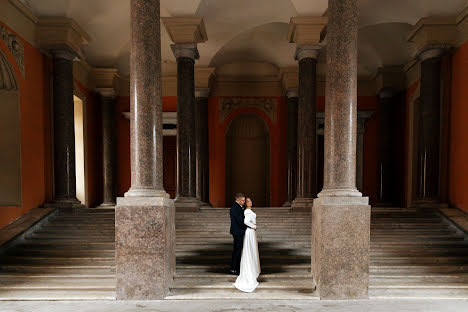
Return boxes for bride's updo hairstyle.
[245,197,253,208]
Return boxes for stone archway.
[226,114,270,206]
[0,49,21,205]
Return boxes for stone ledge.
[0,207,55,247]
[439,206,468,235]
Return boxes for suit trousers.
[231,234,244,272]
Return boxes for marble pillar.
[173,44,200,211]
[284,89,298,207]
[195,88,211,207]
[46,49,83,208]
[313,0,370,299]
[291,47,319,211]
[115,0,175,300]
[415,48,444,204]
[98,89,117,207]
[377,88,396,205]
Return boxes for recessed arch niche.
[0,49,21,205]
[226,114,270,207]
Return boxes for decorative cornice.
[0,24,24,77]
[161,17,208,44]
[8,0,38,24]
[0,49,18,90]
[280,67,298,92]
[407,17,458,56]
[195,67,215,89]
[288,16,328,45]
[219,97,277,123]
[90,68,118,91]
[36,17,90,59]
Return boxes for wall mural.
[0,24,25,78]
[219,97,277,123]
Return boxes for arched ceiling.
[20,0,467,77]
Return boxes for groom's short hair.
[235,193,245,200]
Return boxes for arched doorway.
[226,114,270,206]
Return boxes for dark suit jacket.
[230,202,247,236]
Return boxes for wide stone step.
[0,265,115,274]
[369,287,468,299]
[175,267,311,277]
[6,248,115,257]
[171,277,314,289]
[14,242,115,249]
[371,256,468,265]
[25,235,115,241]
[165,288,318,300]
[0,257,115,265]
[0,276,116,289]
[370,275,468,286]
[0,289,116,300]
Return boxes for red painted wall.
[0,22,52,229]
[449,40,468,212]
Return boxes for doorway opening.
[73,95,87,206]
[226,114,270,207]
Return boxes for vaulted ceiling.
[20,0,468,77]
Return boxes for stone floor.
[1,300,468,312]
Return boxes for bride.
[233,197,261,292]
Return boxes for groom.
[230,193,246,275]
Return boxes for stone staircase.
[0,206,467,300]
[0,208,116,300]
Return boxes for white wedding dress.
[233,209,261,292]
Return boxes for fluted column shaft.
[100,92,117,206]
[126,0,165,197]
[51,49,80,204]
[417,52,442,201]
[195,88,211,206]
[285,90,298,205]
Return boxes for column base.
[98,202,116,208]
[200,201,212,209]
[312,196,370,299]
[115,196,175,300]
[412,199,448,209]
[43,198,85,209]
[282,201,292,207]
[174,197,201,212]
[291,198,314,212]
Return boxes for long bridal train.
[233,208,261,292]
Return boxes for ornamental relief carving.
[0,24,25,77]
[220,98,277,123]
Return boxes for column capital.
[171,43,199,60]
[417,44,451,61]
[288,16,328,45]
[378,87,395,99]
[375,66,405,93]
[295,45,322,61]
[96,88,118,99]
[37,17,90,59]
[195,87,210,98]
[162,17,208,44]
[285,88,298,98]
[50,48,76,61]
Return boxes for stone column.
[173,44,200,211]
[415,48,444,203]
[195,87,211,207]
[48,49,82,208]
[284,89,298,207]
[115,0,174,300]
[377,88,396,205]
[97,89,117,207]
[312,0,370,299]
[291,47,320,211]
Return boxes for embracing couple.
[229,193,261,293]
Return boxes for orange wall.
[0,22,52,229]
[449,40,468,212]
